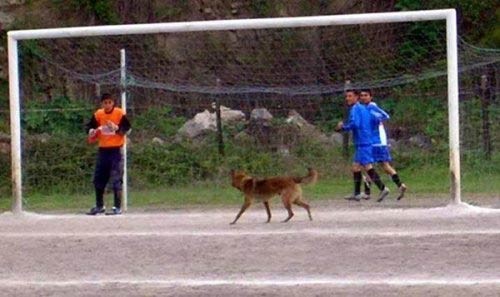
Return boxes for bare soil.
[0,197,499,297]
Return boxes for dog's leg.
[294,199,313,221]
[263,201,272,223]
[230,199,251,225]
[281,193,294,222]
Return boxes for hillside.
[0,0,498,199]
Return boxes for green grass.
[1,165,498,213]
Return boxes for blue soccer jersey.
[366,102,390,146]
[342,102,372,146]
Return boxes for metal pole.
[480,74,491,160]
[446,10,461,204]
[120,49,128,212]
[7,34,22,214]
[342,80,351,159]
[215,78,224,156]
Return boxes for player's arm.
[116,115,131,135]
[369,102,390,121]
[85,115,99,134]
[341,107,359,131]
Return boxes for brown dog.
[230,168,318,224]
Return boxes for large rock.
[0,0,27,6]
[285,110,329,144]
[219,105,246,123]
[177,106,245,139]
[250,108,273,122]
[177,110,215,139]
[286,110,314,129]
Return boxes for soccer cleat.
[106,207,122,216]
[376,187,390,202]
[360,193,371,200]
[86,206,105,215]
[396,184,407,201]
[344,194,362,202]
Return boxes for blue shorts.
[372,145,392,163]
[354,145,374,166]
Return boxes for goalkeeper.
[86,93,131,215]
[359,89,407,201]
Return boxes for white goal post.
[7,9,461,214]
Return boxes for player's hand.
[106,121,119,132]
[88,128,97,137]
[334,121,343,132]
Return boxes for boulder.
[177,106,245,139]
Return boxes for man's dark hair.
[360,88,372,96]
[345,89,360,95]
[100,93,113,101]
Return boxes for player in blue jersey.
[335,89,389,202]
[359,89,407,201]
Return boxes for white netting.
[10,21,500,209]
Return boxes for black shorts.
[93,147,123,191]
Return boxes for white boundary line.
[1,229,499,238]
[0,278,499,287]
[2,203,499,220]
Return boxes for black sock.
[367,168,385,191]
[353,171,362,195]
[95,188,105,208]
[114,191,122,209]
[391,174,402,187]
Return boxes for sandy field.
[0,197,499,297]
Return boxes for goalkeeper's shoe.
[106,207,122,216]
[396,184,407,201]
[86,206,105,215]
[376,187,390,202]
[344,194,362,202]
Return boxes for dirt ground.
[0,197,499,297]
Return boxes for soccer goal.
[7,9,467,213]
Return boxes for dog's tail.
[293,168,318,185]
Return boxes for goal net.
[5,10,499,213]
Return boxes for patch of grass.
[2,165,499,213]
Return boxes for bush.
[22,95,93,135]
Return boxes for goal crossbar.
[7,9,460,213]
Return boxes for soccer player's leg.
[360,146,389,202]
[377,146,407,200]
[88,151,110,215]
[345,162,363,201]
[107,149,124,215]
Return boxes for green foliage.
[250,0,277,17]
[395,0,498,44]
[52,0,119,24]
[155,0,189,20]
[224,142,287,176]
[315,94,345,133]
[22,96,93,135]
[0,152,10,195]
[133,106,186,137]
[480,7,500,47]
[130,142,204,187]
[23,135,95,194]
[397,22,444,71]
[384,83,448,144]
[19,39,44,57]
[19,40,47,80]
[0,80,8,133]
